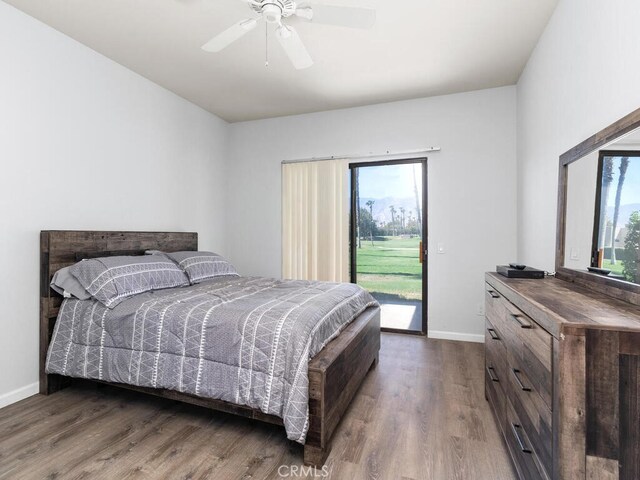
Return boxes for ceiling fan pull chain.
[265,22,269,67]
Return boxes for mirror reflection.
[564,129,640,284]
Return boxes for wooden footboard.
[304,306,381,466]
[39,230,381,468]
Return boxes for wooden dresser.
[484,272,640,480]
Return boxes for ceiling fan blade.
[201,18,258,52]
[276,25,314,70]
[295,4,376,29]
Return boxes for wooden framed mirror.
[556,107,640,306]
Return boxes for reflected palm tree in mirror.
[598,157,614,258]
[611,157,629,265]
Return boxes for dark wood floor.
[0,334,515,479]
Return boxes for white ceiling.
[5,0,558,122]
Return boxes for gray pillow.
[69,254,190,308]
[50,266,91,300]
[162,251,239,284]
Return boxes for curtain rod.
[281,147,441,165]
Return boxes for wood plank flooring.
[0,334,516,479]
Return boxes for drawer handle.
[511,368,531,391]
[511,423,532,454]
[487,290,500,299]
[488,328,500,340]
[510,313,532,329]
[486,366,499,382]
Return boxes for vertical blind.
[282,159,350,282]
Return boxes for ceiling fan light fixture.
[262,4,283,24]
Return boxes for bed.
[39,230,380,466]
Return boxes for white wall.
[227,87,518,342]
[517,0,640,269]
[0,2,229,407]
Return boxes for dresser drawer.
[485,283,553,410]
[485,285,505,327]
[485,285,519,347]
[505,398,549,480]
[506,356,552,475]
[485,332,506,431]
[485,317,507,383]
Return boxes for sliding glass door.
[350,159,427,334]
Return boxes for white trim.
[428,330,484,343]
[0,382,39,409]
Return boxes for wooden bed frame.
[39,230,380,466]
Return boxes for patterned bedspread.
[46,276,378,443]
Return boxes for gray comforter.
[46,276,377,443]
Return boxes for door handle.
[419,241,423,264]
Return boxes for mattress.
[46,275,377,443]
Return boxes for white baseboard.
[0,382,39,410]
[428,330,484,343]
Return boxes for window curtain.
[282,159,350,282]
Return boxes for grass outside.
[355,236,422,301]
[602,258,625,275]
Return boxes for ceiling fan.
[201,0,376,70]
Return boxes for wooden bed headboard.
[40,230,198,394]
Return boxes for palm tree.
[611,157,630,264]
[389,205,397,236]
[399,207,406,233]
[355,169,362,249]
[597,157,614,264]
[365,200,375,246]
[412,164,422,226]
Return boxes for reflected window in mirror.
[592,151,640,282]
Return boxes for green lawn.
[355,236,422,300]
[602,258,625,275]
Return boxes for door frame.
[349,158,428,335]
